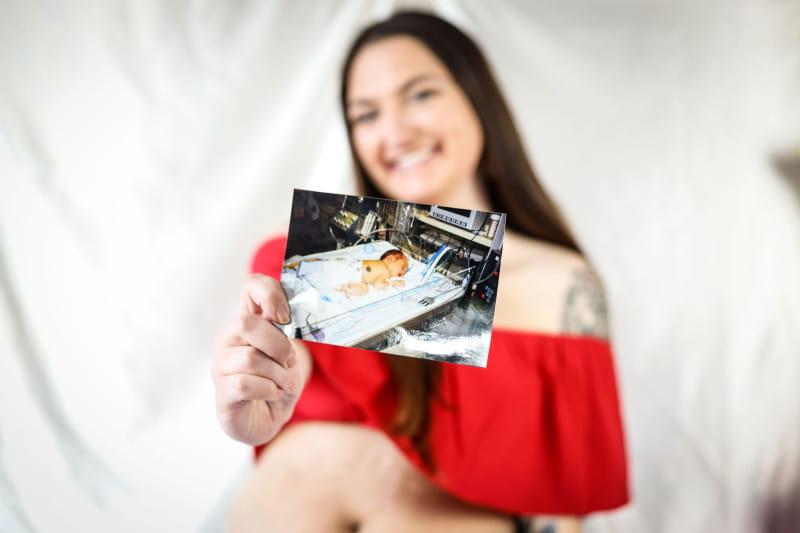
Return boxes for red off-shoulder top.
[249,235,629,516]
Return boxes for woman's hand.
[211,274,311,446]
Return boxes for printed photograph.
[278,188,506,367]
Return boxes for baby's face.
[386,255,409,277]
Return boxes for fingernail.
[279,305,291,324]
[286,352,296,368]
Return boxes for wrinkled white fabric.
[0,0,798,532]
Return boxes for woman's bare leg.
[228,423,358,533]
[228,422,581,533]
[345,425,514,533]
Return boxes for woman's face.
[345,36,484,204]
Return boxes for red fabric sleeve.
[249,235,287,281]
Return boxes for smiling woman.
[344,41,485,207]
[214,10,629,533]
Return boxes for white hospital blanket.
[280,241,459,345]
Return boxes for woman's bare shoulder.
[497,233,610,339]
[553,252,610,340]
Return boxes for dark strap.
[512,515,532,533]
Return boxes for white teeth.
[394,147,435,169]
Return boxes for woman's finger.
[214,319,248,351]
[239,274,291,324]
[237,313,296,368]
[215,345,293,392]
[219,373,283,404]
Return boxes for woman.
[211,11,628,533]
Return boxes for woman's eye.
[410,89,436,102]
[351,111,377,125]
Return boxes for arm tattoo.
[560,267,610,339]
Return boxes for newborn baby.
[335,249,409,297]
[285,248,410,298]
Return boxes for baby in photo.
[336,248,410,296]
[285,248,410,298]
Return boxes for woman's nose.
[381,108,415,150]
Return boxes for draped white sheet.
[1,1,798,532]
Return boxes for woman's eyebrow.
[346,98,374,110]
[398,73,440,93]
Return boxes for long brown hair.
[340,11,583,468]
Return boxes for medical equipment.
[421,244,454,283]
[430,205,487,231]
[283,193,505,365]
[487,213,500,238]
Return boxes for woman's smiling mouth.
[387,143,441,172]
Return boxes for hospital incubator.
[282,190,505,366]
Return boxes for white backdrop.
[1,1,799,532]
